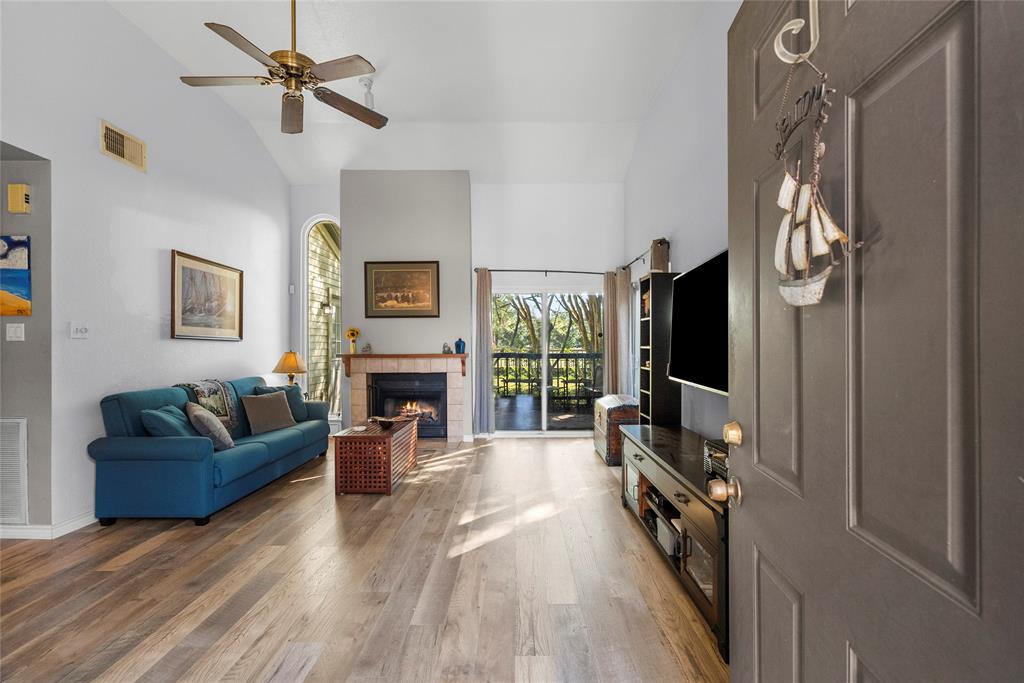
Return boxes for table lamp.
[273,351,307,385]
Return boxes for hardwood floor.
[0,438,728,682]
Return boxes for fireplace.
[368,373,447,438]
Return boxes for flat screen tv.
[668,250,728,395]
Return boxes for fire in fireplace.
[395,400,440,422]
[369,373,447,438]
[383,397,442,427]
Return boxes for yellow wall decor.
[6,183,31,214]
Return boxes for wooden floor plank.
[0,438,727,682]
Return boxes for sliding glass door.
[492,290,603,432]
[492,293,543,430]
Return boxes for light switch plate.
[5,323,25,341]
[70,321,89,339]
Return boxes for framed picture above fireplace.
[364,260,440,318]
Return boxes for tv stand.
[620,423,728,662]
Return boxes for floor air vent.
[0,418,28,525]
[100,121,147,172]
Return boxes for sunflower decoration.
[345,327,361,354]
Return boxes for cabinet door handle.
[684,534,693,559]
[673,491,690,505]
[634,453,644,462]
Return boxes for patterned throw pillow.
[253,384,308,421]
[185,402,235,451]
[240,391,297,435]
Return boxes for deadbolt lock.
[722,420,743,446]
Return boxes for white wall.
[624,1,740,277]
[1,1,291,531]
[472,183,624,291]
[623,1,740,439]
[339,171,473,438]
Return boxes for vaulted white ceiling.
[113,1,702,184]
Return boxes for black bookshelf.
[638,272,681,426]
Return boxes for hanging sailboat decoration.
[771,49,856,306]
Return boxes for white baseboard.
[1,511,96,540]
[0,524,54,540]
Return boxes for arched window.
[304,219,341,413]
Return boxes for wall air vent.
[0,418,28,525]
[100,121,147,172]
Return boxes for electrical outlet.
[5,323,25,341]
[70,322,89,339]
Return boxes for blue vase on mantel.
[454,338,466,354]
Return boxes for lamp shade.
[273,351,307,375]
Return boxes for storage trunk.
[593,394,639,465]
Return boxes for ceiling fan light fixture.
[281,91,304,134]
[181,0,386,134]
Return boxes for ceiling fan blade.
[205,23,279,68]
[180,76,273,87]
[313,87,388,129]
[282,94,304,134]
[309,55,375,83]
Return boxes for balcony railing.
[493,351,603,410]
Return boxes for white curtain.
[473,268,494,434]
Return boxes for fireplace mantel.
[338,353,467,377]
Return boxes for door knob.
[707,476,742,507]
[722,420,743,446]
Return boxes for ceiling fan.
[180,0,388,133]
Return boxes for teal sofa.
[87,376,330,525]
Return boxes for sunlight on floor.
[447,501,560,558]
[289,474,326,483]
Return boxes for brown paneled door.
[727,1,1023,680]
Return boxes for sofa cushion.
[213,442,270,487]
[186,403,235,451]
[241,392,297,435]
[254,385,309,421]
[289,419,331,448]
[140,405,199,438]
[235,428,305,458]
[100,387,192,437]
[227,376,267,438]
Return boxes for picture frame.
[171,250,243,340]
[0,235,32,316]
[364,260,440,318]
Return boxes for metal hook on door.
[774,0,821,69]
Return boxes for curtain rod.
[620,237,668,271]
[474,268,604,276]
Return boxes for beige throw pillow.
[185,402,235,451]
[241,391,297,435]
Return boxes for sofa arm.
[88,436,213,462]
[304,401,329,421]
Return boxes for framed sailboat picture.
[171,250,243,341]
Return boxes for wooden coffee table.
[334,419,417,495]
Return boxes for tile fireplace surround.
[344,354,466,441]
